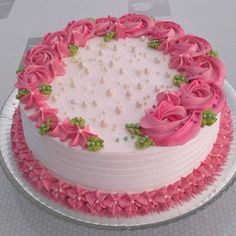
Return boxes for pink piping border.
[11,104,233,217]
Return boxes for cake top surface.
[15,14,226,153]
[46,37,177,152]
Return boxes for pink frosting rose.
[24,45,65,76]
[42,30,69,59]
[139,92,202,146]
[169,34,212,57]
[95,16,118,36]
[66,19,95,47]
[148,21,184,52]
[117,14,155,38]
[168,35,212,69]
[179,80,225,113]
[178,55,226,87]
[15,65,53,90]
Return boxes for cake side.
[20,105,220,192]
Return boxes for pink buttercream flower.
[118,194,140,216]
[148,21,184,53]
[179,80,225,113]
[169,34,212,57]
[48,118,75,141]
[66,19,95,47]
[28,104,58,128]
[50,118,97,149]
[148,21,184,41]
[102,194,123,216]
[20,159,40,179]
[139,91,202,146]
[67,123,97,149]
[117,14,155,38]
[16,65,53,90]
[42,30,69,59]
[168,35,212,69]
[20,88,48,109]
[67,187,87,210]
[24,45,65,76]
[178,55,226,87]
[50,180,71,203]
[95,16,118,36]
[28,168,56,193]
[84,191,106,214]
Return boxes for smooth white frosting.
[20,37,221,193]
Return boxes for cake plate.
[0,81,236,230]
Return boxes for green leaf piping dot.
[16,89,29,99]
[16,67,24,74]
[104,32,116,42]
[201,110,217,127]
[135,136,155,149]
[125,123,142,136]
[207,50,219,58]
[125,123,154,149]
[70,117,86,128]
[39,122,50,135]
[147,39,161,49]
[68,44,79,57]
[172,74,187,87]
[86,136,104,152]
[39,84,52,95]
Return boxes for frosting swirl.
[148,21,184,40]
[117,14,154,38]
[148,21,184,53]
[180,80,225,113]
[42,30,69,59]
[24,45,64,76]
[139,92,202,146]
[179,55,226,86]
[95,16,118,36]
[169,34,212,56]
[16,65,52,90]
[66,19,95,47]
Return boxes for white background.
[0,0,236,235]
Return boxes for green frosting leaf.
[172,74,187,87]
[202,110,217,127]
[104,32,116,42]
[135,136,155,149]
[201,110,217,127]
[86,136,104,152]
[16,67,24,74]
[39,122,50,135]
[125,123,142,136]
[70,117,86,128]
[39,84,52,95]
[16,89,29,99]
[147,39,161,49]
[68,44,79,56]
[207,50,219,58]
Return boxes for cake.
[11,14,233,218]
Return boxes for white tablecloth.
[1,1,236,235]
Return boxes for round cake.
[12,14,233,218]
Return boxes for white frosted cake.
[12,14,232,217]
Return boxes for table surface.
[0,0,236,235]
